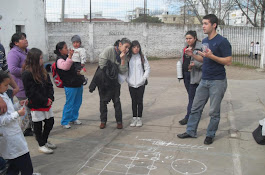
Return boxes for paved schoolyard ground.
[25,59,265,175]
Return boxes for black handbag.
[252,125,265,145]
[145,79,148,85]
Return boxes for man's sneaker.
[130,117,137,127]
[117,123,123,129]
[46,141,57,149]
[99,122,106,129]
[38,146,53,154]
[33,173,41,175]
[72,120,82,125]
[204,137,213,145]
[62,124,71,129]
[136,117,143,127]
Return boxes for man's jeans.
[186,79,227,138]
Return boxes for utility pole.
[184,0,186,24]
[144,0,147,22]
[90,0,92,22]
[61,0,65,22]
[219,0,221,21]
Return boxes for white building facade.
[0,0,48,61]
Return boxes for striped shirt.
[0,44,9,73]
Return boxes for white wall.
[0,0,48,61]
[47,22,263,63]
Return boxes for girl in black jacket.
[22,48,56,154]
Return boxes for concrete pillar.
[260,27,265,69]
[88,23,94,62]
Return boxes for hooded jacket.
[22,71,54,110]
[126,54,150,88]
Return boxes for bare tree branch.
[234,0,258,26]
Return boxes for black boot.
[179,118,188,125]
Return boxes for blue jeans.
[185,84,199,119]
[186,79,227,138]
[61,86,83,125]
[183,72,199,119]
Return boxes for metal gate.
[222,26,263,68]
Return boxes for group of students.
[0,30,150,174]
[0,13,232,174]
[249,41,260,59]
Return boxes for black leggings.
[7,152,33,175]
[129,85,145,117]
[33,117,54,147]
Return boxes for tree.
[234,0,265,27]
[131,15,163,23]
[166,0,236,25]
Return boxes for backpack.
[252,125,265,145]
[52,62,64,88]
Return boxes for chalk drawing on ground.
[139,139,214,150]
[77,139,210,175]
[171,159,207,175]
[78,147,161,175]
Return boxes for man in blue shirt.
[177,14,232,144]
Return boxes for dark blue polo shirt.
[202,34,232,80]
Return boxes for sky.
[45,0,177,22]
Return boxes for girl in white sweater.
[127,40,150,127]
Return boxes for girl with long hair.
[22,48,56,154]
[127,40,150,127]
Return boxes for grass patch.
[147,57,178,61]
[232,62,257,69]
[147,56,161,60]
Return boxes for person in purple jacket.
[7,33,33,136]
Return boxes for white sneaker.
[38,146,53,154]
[130,117,137,127]
[62,124,71,129]
[72,120,82,125]
[33,173,41,175]
[46,141,57,149]
[136,117,143,127]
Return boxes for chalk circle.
[171,159,207,175]
[125,164,135,169]
[147,165,157,170]
[150,157,159,161]
[130,157,140,160]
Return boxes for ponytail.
[54,41,66,56]
[9,33,26,49]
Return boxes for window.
[15,25,25,33]
[173,17,176,21]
